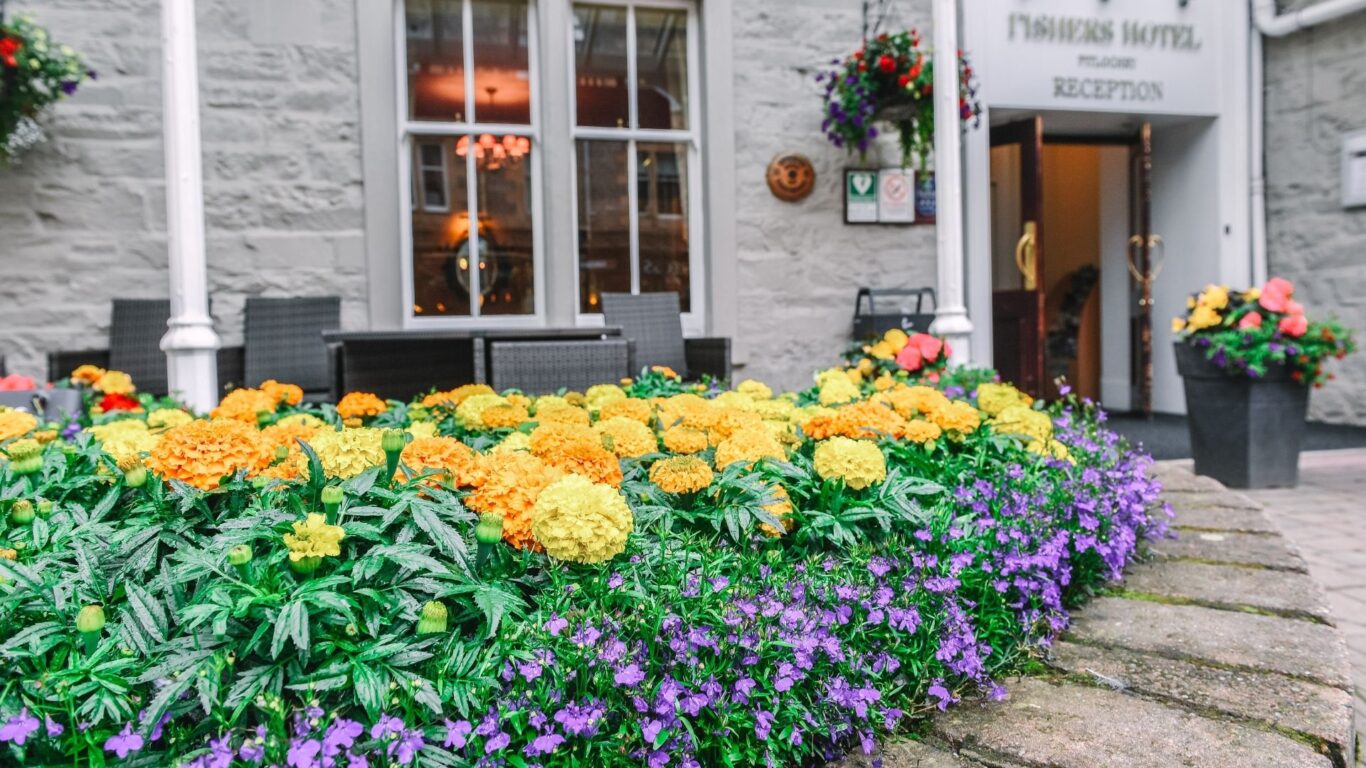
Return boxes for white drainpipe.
[929,0,973,364]
[1249,0,1366,285]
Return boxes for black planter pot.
[1174,342,1309,489]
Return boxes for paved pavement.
[1240,449,1366,762]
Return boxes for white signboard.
[877,169,915,223]
[845,170,879,223]
[961,0,1223,117]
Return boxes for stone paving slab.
[1149,529,1309,571]
[1160,489,1264,510]
[840,741,987,768]
[1050,640,1354,755]
[1167,503,1281,533]
[1146,463,1225,493]
[934,678,1335,768]
[1069,597,1352,689]
[1119,559,1335,621]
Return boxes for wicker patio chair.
[333,337,483,402]
[489,339,632,396]
[244,296,341,401]
[109,299,172,396]
[599,292,731,380]
[47,348,111,384]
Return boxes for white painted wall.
[1098,145,1131,411]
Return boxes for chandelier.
[456,134,530,170]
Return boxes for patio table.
[322,327,621,401]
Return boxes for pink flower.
[1285,300,1303,316]
[895,344,923,372]
[896,334,950,373]
[1278,313,1308,338]
[1258,277,1294,313]
[1237,312,1263,329]
[0,374,35,391]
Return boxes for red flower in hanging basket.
[877,54,897,73]
[99,393,142,412]
[0,37,21,68]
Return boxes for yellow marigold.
[467,451,564,550]
[147,419,272,490]
[976,383,1032,418]
[1027,438,1073,463]
[492,431,532,454]
[736,379,774,400]
[86,419,155,465]
[760,485,795,537]
[147,408,194,432]
[423,384,496,408]
[5,438,41,461]
[541,441,623,487]
[993,405,1053,443]
[929,400,982,434]
[817,375,861,406]
[504,392,532,410]
[1243,287,1262,302]
[283,513,345,561]
[0,409,38,441]
[661,425,708,455]
[751,398,796,422]
[278,413,324,429]
[212,388,277,423]
[649,456,714,494]
[873,373,895,392]
[530,475,633,564]
[536,403,591,426]
[594,416,658,458]
[94,370,135,395]
[883,328,910,353]
[712,391,758,412]
[261,379,304,407]
[480,403,531,430]
[1171,317,1187,333]
[714,428,785,468]
[812,437,887,490]
[585,383,627,412]
[708,407,764,444]
[336,392,387,421]
[529,422,599,456]
[563,391,587,408]
[399,436,481,486]
[71,364,105,385]
[599,397,653,424]
[657,393,713,430]
[407,420,438,439]
[456,393,510,430]
[306,427,384,479]
[903,419,943,445]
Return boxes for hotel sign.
[962,0,1223,117]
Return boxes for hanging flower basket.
[0,13,93,162]
[817,29,981,169]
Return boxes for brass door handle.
[1015,221,1038,291]
[1126,234,1165,284]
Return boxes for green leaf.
[124,583,169,645]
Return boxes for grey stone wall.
[0,0,368,383]
[728,0,938,391]
[1263,2,1366,424]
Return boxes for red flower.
[99,393,142,412]
[0,37,21,68]
[897,74,911,88]
[878,54,897,73]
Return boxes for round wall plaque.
[766,153,816,202]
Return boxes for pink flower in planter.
[1258,277,1294,313]
[1278,313,1308,338]
[1237,312,1263,329]
[895,343,923,372]
[895,333,948,373]
[0,374,35,391]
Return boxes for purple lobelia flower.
[44,716,63,738]
[370,713,403,740]
[104,723,145,758]
[0,708,40,746]
[442,719,472,749]
[287,738,322,768]
[525,732,565,757]
[388,728,425,765]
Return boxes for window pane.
[573,4,629,128]
[577,140,631,312]
[475,135,536,315]
[637,142,689,311]
[635,8,689,130]
[472,0,532,125]
[407,0,466,122]
[412,138,471,316]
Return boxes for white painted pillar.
[159,0,220,413]
[928,0,972,365]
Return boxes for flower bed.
[0,362,1166,767]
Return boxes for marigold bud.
[36,499,53,517]
[321,485,345,507]
[382,429,406,454]
[76,604,106,634]
[417,600,448,635]
[474,513,504,546]
[257,411,275,428]
[9,500,34,525]
[227,544,253,567]
[275,444,290,462]
[289,556,322,575]
[123,465,148,488]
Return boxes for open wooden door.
[1128,122,1158,417]
[991,117,1046,397]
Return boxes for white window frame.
[568,0,705,336]
[396,0,547,327]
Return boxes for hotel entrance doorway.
[989,117,1158,413]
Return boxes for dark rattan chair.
[47,348,112,384]
[489,339,632,395]
[333,337,483,402]
[109,299,172,396]
[599,292,731,380]
[244,296,341,401]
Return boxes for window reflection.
[637,142,689,310]
[573,5,629,128]
[635,8,688,130]
[406,0,466,122]
[577,140,631,312]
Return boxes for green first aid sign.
[846,170,879,222]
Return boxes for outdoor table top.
[322,326,622,343]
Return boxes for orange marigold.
[398,436,482,486]
[261,419,319,451]
[902,419,943,445]
[661,425,708,455]
[147,419,272,490]
[714,428,785,468]
[880,385,951,419]
[593,416,657,458]
[598,397,653,424]
[336,392,387,420]
[649,456,713,494]
[466,451,564,551]
[529,422,600,456]
[261,379,304,407]
[481,403,531,430]
[212,388,278,423]
[422,384,497,409]
[929,400,982,434]
[540,441,623,487]
[760,485,795,538]
[536,404,591,426]
[812,400,905,441]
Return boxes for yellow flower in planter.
[491,431,532,454]
[86,419,155,466]
[599,397,652,424]
[649,456,714,494]
[902,419,943,446]
[530,475,633,564]
[813,437,886,490]
[1186,304,1222,331]
[1171,317,1187,333]
[585,383,627,412]
[817,373,861,407]
[306,427,384,479]
[883,328,910,353]
[868,340,895,360]
[283,513,345,561]
[147,408,193,432]
[1198,284,1229,310]
[94,370,135,395]
[662,425,708,455]
[0,409,38,441]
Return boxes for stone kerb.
[843,463,1357,768]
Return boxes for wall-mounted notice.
[845,169,925,225]
[845,170,879,223]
